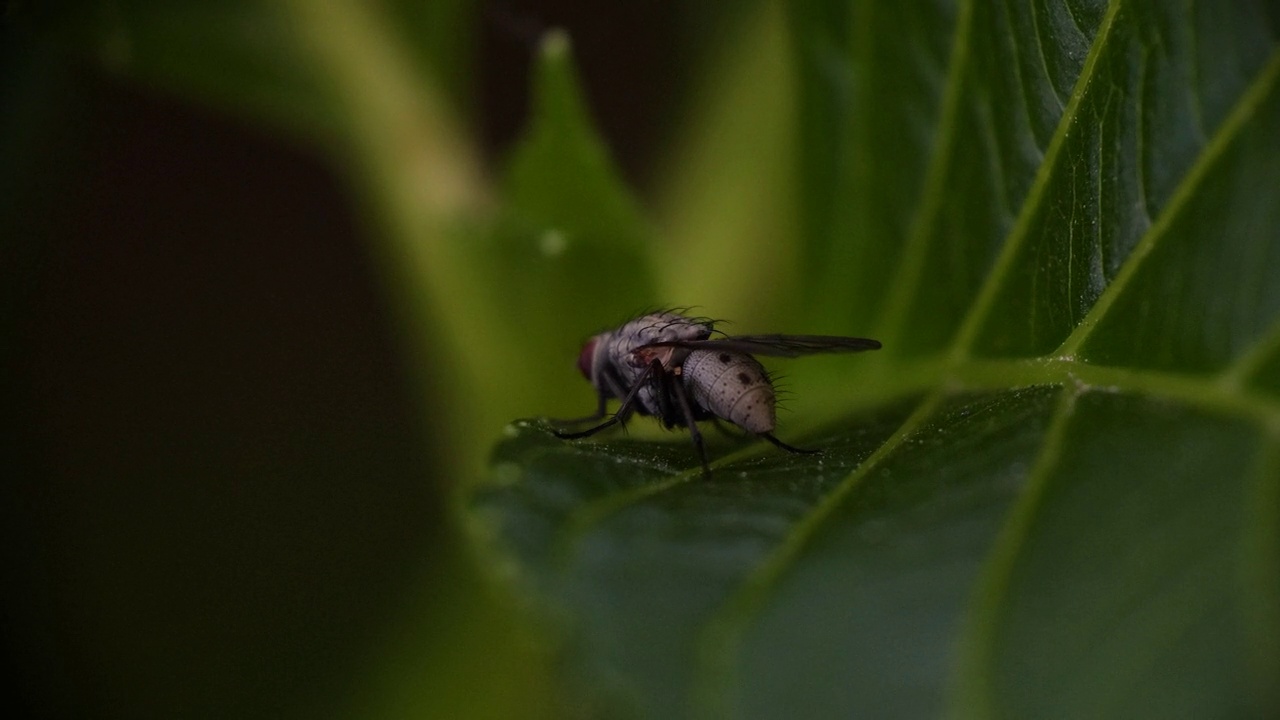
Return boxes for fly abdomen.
[682,350,776,434]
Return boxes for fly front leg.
[549,389,609,426]
[761,432,822,455]
[551,369,636,427]
[554,361,661,441]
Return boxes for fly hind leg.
[670,378,711,477]
[761,432,822,456]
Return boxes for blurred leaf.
[10,3,589,720]
[653,3,802,327]
[48,1,492,439]
[487,30,659,421]
[471,1,1280,717]
[29,0,474,144]
[40,0,658,455]
[12,1,314,133]
[504,31,650,246]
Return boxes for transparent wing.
[637,334,881,358]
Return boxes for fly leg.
[670,377,711,477]
[551,372,634,426]
[761,432,822,455]
[554,361,660,440]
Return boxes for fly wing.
[638,334,881,358]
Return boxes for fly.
[552,310,881,476]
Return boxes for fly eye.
[576,338,598,378]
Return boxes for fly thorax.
[609,312,712,383]
[682,350,776,434]
[624,312,712,348]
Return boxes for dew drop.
[539,229,568,256]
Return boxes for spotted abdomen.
[682,350,776,434]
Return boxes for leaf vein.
[1029,0,1068,110]
[1061,0,1088,39]
[944,385,1079,719]
[1222,318,1280,391]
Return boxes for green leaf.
[470,1,1280,717]
[504,31,651,249]
[790,0,958,331]
[452,31,659,430]
[494,30,658,390]
[41,0,474,144]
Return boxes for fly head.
[576,337,599,379]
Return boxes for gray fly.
[553,310,881,476]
